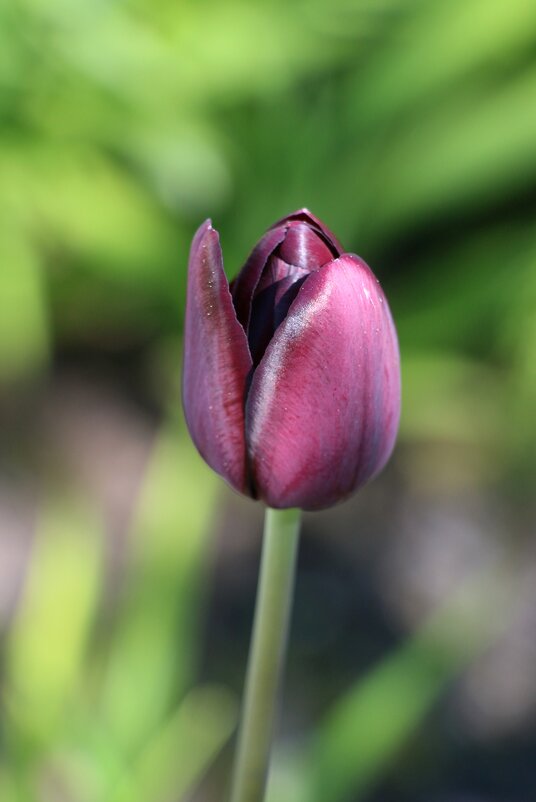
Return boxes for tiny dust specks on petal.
[182,222,253,494]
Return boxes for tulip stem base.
[229,507,301,802]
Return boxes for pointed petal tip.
[183,217,252,496]
[195,218,213,235]
[194,218,220,244]
[190,219,216,262]
[288,207,312,217]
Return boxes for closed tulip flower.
[182,209,400,511]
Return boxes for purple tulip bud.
[182,210,401,511]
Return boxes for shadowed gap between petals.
[243,363,259,498]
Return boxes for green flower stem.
[229,507,301,802]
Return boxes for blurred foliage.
[1,0,536,800]
[307,564,515,802]
[1,422,237,801]
[1,0,535,467]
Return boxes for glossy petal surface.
[245,254,400,510]
[182,220,253,494]
[277,221,336,268]
[269,208,345,254]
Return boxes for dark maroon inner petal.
[268,208,345,255]
[248,267,308,365]
[278,222,336,268]
[232,218,341,368]
[231,225,288,332]
[247,225,336,365]
[255,255,310,293]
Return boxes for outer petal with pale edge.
[182,220,253,494]
[245,254,401,510]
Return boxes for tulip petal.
[231,225,287,331]
[245,254,400,510]
[182,220,253,494]
[232,211,343,334]
[278,222,336,269]
[269,208,345,255]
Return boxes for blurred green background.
[1,0,536,800]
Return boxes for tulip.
[182,209,400,510]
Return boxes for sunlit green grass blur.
[1,1,535,800]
